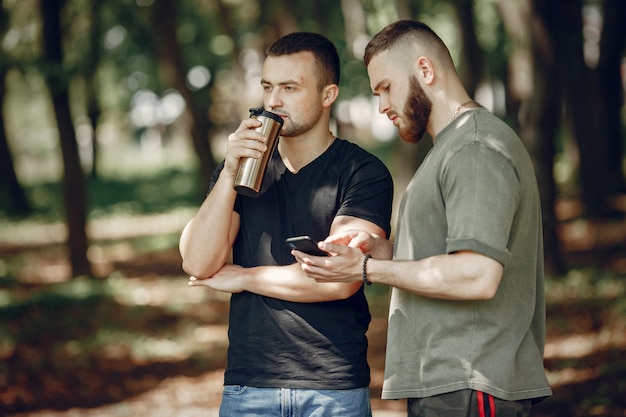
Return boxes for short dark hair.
[364,20,450,66]
[267,32,340,90]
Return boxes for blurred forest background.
[0,0,625,416]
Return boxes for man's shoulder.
[333,138,386,163]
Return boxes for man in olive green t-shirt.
[292,20,552,417]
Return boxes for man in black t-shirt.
[179,32,393,416]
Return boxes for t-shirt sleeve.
[336,153,394,238]
[442,142,518,266]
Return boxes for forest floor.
[1,198,625,417]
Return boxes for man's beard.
[277,106,323,138]
[399,75,432,144]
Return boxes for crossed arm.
[179,167,387,303]
[183,216,385,303]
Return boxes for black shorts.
[407,390,532,417]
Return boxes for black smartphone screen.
[285,236,329,256]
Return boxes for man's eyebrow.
[372,80,387,95]
[260,78,302,86]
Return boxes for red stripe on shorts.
[477,391,495,417]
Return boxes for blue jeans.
[219,385,372,417]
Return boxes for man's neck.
[279,130,335,173]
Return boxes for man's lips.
[271,110,288,119]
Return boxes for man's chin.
[399,129,422,145]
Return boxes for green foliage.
[0,167,201,221]
[88,168,202,217]
[0,277,111,342]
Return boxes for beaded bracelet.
[362,254,373,286]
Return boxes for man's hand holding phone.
[285,236,330,257]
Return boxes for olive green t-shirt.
[382,109,552,402]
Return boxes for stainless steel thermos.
[233,107,284,197]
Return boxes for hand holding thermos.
[230,108,283,197]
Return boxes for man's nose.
[266,89,282,109]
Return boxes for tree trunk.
[152,0,216,194]
[41,0,92,277]
[453,0,485,96]
[596,0,626,198]
[520,0,566,275]
[85,0,103,180]
[0,68,31,215]
[558,0,610,217]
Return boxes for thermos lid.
[249,107,284,126]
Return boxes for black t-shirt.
[210,138,393,389]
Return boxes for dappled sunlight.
[107,273,230,309]
[545,367,598,390]
[559,218,626,252]
[1,247,625,416]
[546,330,626,357]
[0,273,232,413]
[193,325,229,345]
[88,208,195,241]
[18,258,71,285]
[1,207,195,283]
[554,197,626,275]
[0,221,67,247]
[0,209,194,249]
[1,189,625,417]
[545,327,626,384]
[546,270,625,303]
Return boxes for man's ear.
[322,84,339,108]
[415,56,435,84]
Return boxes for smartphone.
[285,236,330,256]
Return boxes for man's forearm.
[252,264,362,302]
[368,251,503,300]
